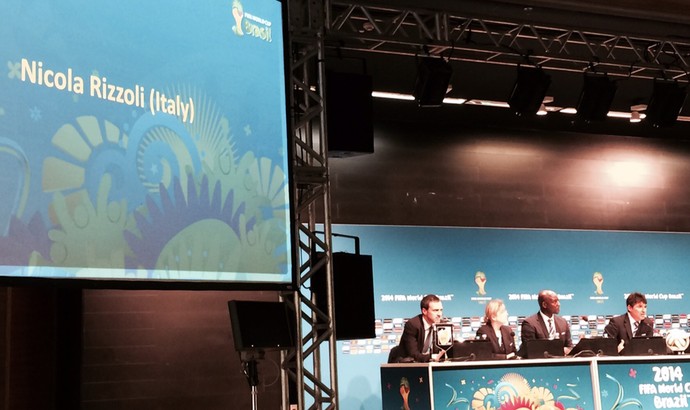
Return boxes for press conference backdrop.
[0,0,294,286]
[330,224,690,409]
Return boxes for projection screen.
[0,0,295,288]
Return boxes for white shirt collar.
[540,311,554,325]
[423,317,432,332]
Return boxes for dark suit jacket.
[476,324,517,358]
[519,312,573,357]
[604,314,654,346]
[399,314,433,363]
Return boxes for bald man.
[518,290,573,357]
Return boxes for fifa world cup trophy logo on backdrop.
[232,0,244,35]
[592,271,604,295]
[475,271,487,295]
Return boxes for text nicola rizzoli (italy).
[20,58,195,124]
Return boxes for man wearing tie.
[519,289,573,356]
[604,292,654,353]
[398,294,447,362]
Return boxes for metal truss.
[325,0,690,80]
[283,0,339,409]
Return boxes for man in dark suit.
[519,289,573,357]
[396,294,447,362]
[604,292,654,353]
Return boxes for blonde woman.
[476,299,517,359]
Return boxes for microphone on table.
[543,350,565,358]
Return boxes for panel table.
[381,355,690,410]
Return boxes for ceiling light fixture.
[465,99,510,108]
[369,90,688,123]
[442,97,467,105]
[371,91,415,101]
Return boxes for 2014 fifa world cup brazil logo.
[230,0,273,42]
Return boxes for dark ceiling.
[321,0,690,141]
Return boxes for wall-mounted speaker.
[413,56,453,107]
[227,300,295,351]
[646,79,687,128]
[325,71,374,158]
[311,252,376,340]
[508,66,551,116]
[576,73,617,122]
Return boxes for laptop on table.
[623,336,668,356]
[568,337,618,357]
[450,340,493,361]
[523,338,565,359]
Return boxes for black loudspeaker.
[413,56,453,107]
[228,300,295,351]
[576,73,617,122]
[325,71,374,158]
[311,252,376,340]
[508,66,551,116]
[646,79,687,128]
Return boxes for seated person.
[604,291,654,353]
[396,294,448,362]
[518,289,573,357]
[476,299,517,359]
